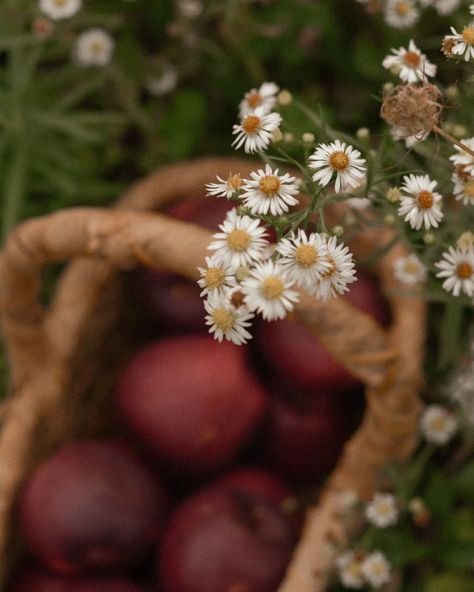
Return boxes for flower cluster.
[356,0,463,29]
[337,549,391,589]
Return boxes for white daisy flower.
[312,236,357,300]
[197,255,237,297]
[241,260,299,321]
[308,140,366,193]
[433,0,461,16]
[435,245,474,297]
[365,493,399,528]
[398,174,443,230]
[239,82,279,118]
[74,29,114,67]
[145,66,178,97]
[452,169,474,206]
[346,196,372,210]
[336,550,365,589]
[471,2,474,16]
[39,0,82,21]
[275,229,330,292]
[204,292,254,345]
[447,23,474,62]
[420,404,457,445]
[206,173,243,199]
[384,0,420,29]
[382,39,437,83]
[241,164,299,216]
[232,106,282,154]
[449,137,474,173]
[393,254,428,285]
[361,551,391,589]
[207,209,269,268]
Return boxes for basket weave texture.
[0,157,426,591]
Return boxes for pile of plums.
[12,198,390,592]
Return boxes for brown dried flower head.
[441,36,458,59]
[380,82,443,139]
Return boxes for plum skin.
[19,440,168,576]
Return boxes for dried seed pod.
[380,82,443,139]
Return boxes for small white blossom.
[393,254,427,285]
[384,0,420,29]
[435,245,474,297]
[208,209,269,268]
[308,140,366,193]
[471,3,474,16]
[336,551,365,589]
[241,260,299,321]
[241,164,299,216]
[239,82,279,118]
[276,229,330,292]
[204,292,254,345]
[420,405,457,445]
[366,493,399,528]
[447,23,474,62]
[382,39,437,83]
[206,173,242,199]
[197,255,236,297]
[75,29,114,67]
[312,236,357,300]
[449,138,474,174]
[178,0,203,19]
[361,552,391,589]
[346,196,372,210]
[433,0,461,16]
[232,107,282,154]
[398,174,443,230]
[145,66,178,97]
[39,0,81,21]
[452,170,474,206]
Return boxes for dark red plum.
[10,569,149,592]
[159,487,295,592]
[265,390,359,484]
[116,336,268,477]
[255,271,390,392]
[19,441,168,576]
[214,467,290,508]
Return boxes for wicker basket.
[0,157,426,591]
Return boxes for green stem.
[2,138,27,238]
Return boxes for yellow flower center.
[321,256,337,278]
[227,174,242,191]
[396,2,411,16]
[463,180,474,198]
[227,229,251,252]
[230,290,245,308]
[204,267,225,289]
[242,115,261,135]
[259,175,281,196]
[403,51,421,68]
[456,261,473,279]
[429,416,447,431]
[416,190,433,209]
[348,562,362,578]
[90,41,105,55]
[295,244,317,267]
[246,91,262,109]
[462,26,474,46]
[376,501,391,516]
[212,308,235,332]
[329,151,349,172]
[404,260,420,275]
[260,276,284,300]
[371,561,386,576]
[53,0,66,5]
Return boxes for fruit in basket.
[116,336,268,477]
[255,271,390,391]
[19,441,168,576]
[214,467,291,508]
[10,568,150,591]
[159,487,295,592]
[265,388,361,484]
